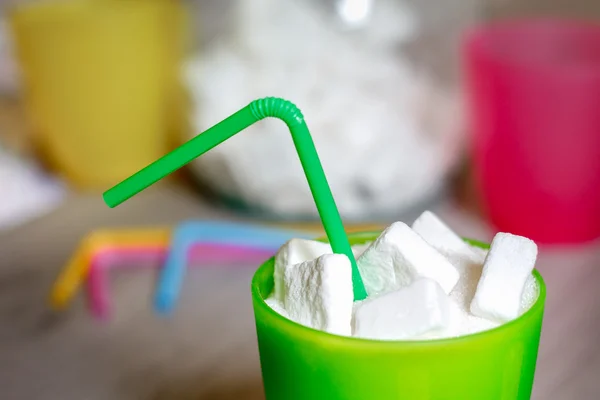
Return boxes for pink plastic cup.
[464,19,600,244]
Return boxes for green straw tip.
[102,190,117,208]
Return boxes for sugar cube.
[466,315,499,335]
[469,245,489,265]
[412,211,480,265]
[519,275,539,315]
[352,242,372,258]
[448,259,484,310]
[470,233,538,322]
[416,304,501,339]
[273,239,332,302]
[411,211,491,312]
[357,222,459,296]
[413,298,466,340]
[353,278,451,340]
[283,254,354,336]
[265,297,289,319]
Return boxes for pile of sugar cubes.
[265,211,539,340]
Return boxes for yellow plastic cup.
[9,0,184,189]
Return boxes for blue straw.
[154,220,313,314]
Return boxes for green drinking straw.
[103,97,368,301]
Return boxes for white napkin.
[0,146,66,230]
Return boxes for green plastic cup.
[251,232,546,400]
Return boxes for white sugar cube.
[469,245,489,265]
[283,254,353,336]
[357,222,459,296]
[412,211,491,310]
[415,300,501,340]
[448,257,484,310]
[466,315,500,335]
[352,242,372,258]
[265,297,289,319]
[273,239,332,302]
[353,279,451,340]
[413,298,466,340]
[470,233,538,322]
[519,275,539,315]
[412,211,481,265]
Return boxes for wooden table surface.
[0,185,599,399]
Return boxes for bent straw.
[49,228,170,310]
[155,221,311,314]
[103,97,367,301]
[49,221,344,310]
[86,244,279,321]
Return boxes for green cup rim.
[251,231,547,348]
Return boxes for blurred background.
[1,0,599,227]
[0,0,599,399]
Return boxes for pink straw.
[85,244,276,320]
